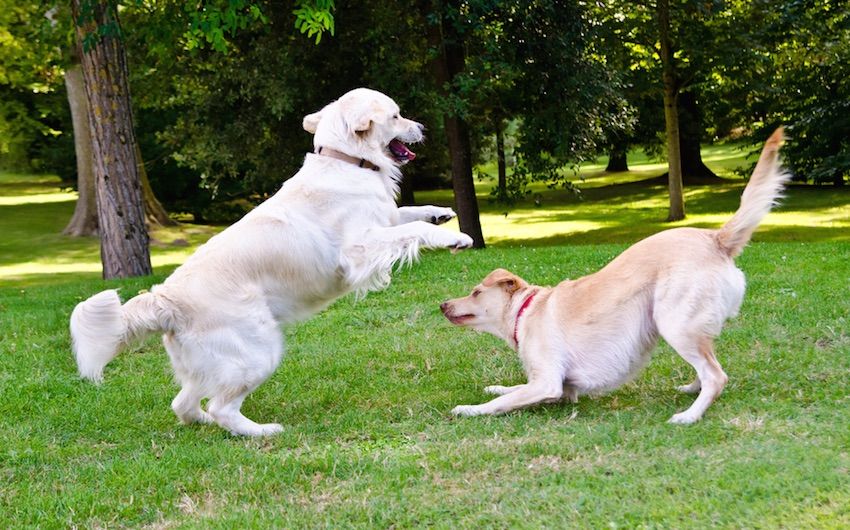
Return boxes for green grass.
[1,146,849,527]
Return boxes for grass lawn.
[1,146,849,527]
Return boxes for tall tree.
[71,0,151,278]
[62,62,98,236]
[425,0,485,248]
[657,0,685,220]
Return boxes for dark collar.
[316,146,380,171]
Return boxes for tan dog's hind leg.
[667,335,728,424]
[676,378,702,394]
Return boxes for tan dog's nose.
[440,301,450,314]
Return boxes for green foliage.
[0,1,68,172]
[766,0,850,185]
[183,0,269,53]
[293,0,334,44]
[456,0,632,189]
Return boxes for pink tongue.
[389,139,416,160]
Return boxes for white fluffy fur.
[70,88,473,436]
[441,128,789,424]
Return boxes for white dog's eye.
[393,114,399,119]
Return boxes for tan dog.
[441,129,788,424]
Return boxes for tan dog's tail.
[716,127,791,258]
[70,289,175,383]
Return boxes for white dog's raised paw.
[429,207,457,225]
[451,404,484,417]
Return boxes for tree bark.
[425,0,485,248]
[72,0,152,278]
[62,63,99,237]
[658,0,685,221]
[136,142,175,227]
[605,141,629,172]
[496,124,507,197]
[398,172,415,206]
[678,91,719,182]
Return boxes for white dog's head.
[303,88,424,172]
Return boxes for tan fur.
[440,128,789,424]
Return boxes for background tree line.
[0,0,847,276]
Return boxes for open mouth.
[446,313,475,325]
[388,139,416,163]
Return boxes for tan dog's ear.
[303,111,322,134]
[482,268,526,294]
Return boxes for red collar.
[512,291,537,347]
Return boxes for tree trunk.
[678,91,719,182]
[398,172,415,206]
[496,124,507,197]
[605,142,629,172]
[62,63,99,237]
[658,0,685,221]
[72,0,152,278]
[425,0,485,248]
[136,143,175,227]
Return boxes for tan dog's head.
[440,269,529,337]
[303,88,423,167]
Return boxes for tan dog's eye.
[472,289,481,298]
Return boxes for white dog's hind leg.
[208,388,283,437]
[171,383,212,425]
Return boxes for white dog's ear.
[345,102,387,135]
[303,111,322,134]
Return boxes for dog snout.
[440,301,450,314]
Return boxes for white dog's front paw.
[428,207,457,225]
[448,233,474,253]
[451,404,484,417]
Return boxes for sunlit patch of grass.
[0,191,78,205]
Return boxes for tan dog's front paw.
[668,411,701,425]
[451,404,484,416]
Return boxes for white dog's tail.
[716,127,791,258]
[70,289,175,383]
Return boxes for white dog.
[71,88,473,436]
[441,128,788,424]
